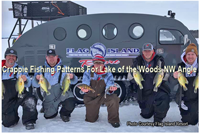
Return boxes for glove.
[181,101,188,110]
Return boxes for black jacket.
[174,62,199,106]
[131,53,170,101]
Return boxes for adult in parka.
[128,43,171,123]
[2,48,38,130]
[32,49,78,122]
[172,43,198,125]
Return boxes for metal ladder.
[8,18,28,48]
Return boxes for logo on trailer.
[66,42,140,66]
[90,42,106,57]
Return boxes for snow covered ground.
[2,101,198,132]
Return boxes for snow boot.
[110,122,120,128]
[61,115,70,122]
[25,122,35,130]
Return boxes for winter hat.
[92,54,105,63]
[185,43,198,56]
[4,48,17,58]
[47,49,56,56]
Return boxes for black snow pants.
[2,78,38,127]
[138,90,170,122]
[180,99,198,125]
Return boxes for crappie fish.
[61,73,71,96]
[153,69,164,92]
[38,75,51,95]
[77,84,95,93]
[177,72,188,91]
[193,74,199,93]
[133,69,144,89]
[15,75,25,98]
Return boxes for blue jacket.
[32,58,78,87]
[82,66,115,94]
[2,62,31,87]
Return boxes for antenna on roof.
[168,10,176,18]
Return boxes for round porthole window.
[129,24,144,39]
[102,23,118,40]
[77,24,92,40]
[53,27,66,41]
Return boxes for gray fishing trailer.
[9,1,198,103]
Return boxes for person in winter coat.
[2,48,38,130]
[80,54,120,128]
[32,49,78,122]
[128,43,170,123]
[172,43,198,125]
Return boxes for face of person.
[5,55,17,66]
[94,61,104,73]
[142,50,154,60]
[46,55,58,67]
[186,52,197,65]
